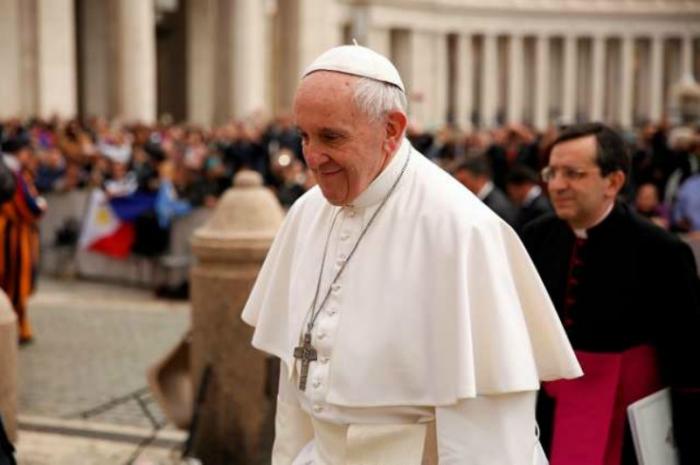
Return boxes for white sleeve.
[272,363,315,465]
[435,390,539,465]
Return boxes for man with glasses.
[522,122,700,465]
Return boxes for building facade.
[1,0,699,130]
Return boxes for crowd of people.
[422,121,700,235]
[0,115,697,341]
[0,116,698,241]
[1,48,700,463]
[0,114,310,211]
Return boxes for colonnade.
[369,26,698,129]
[0,0,697,131]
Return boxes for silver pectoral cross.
[293,332,318,391]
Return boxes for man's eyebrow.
[319,127,349,137]
[293,125,350,137]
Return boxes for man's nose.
[303,141,329,168]
[547,174,568,192]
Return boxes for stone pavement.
[13,276,193,464]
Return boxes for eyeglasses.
[541,166,599,182]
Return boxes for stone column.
[0,0,21,118]
[649,35,664,121]
[590,34,606,122]
[480,32,498,128]
[211,0,234,124]
[562,34,577,123]
[681,34,694,82]
[190,171,284,464]
[18,0,38,117]
[297,0,340,76]
[534,34,550,130]
[432,32,449,128]
[455,34,474,130]
[36,0,77,118]
[187,0,217,126]
[391,29,412,90]
[79,0,115,119]
[232,0,267,119]
[619,35,634,127]
[116,0,156,122]
[272,0,340,114]
[367,27,391,58]
[0,291,17,442]
[507,33,524,124]
[405,30,433,127]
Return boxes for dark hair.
[550,122,630,177]
[453,155,491,178]
[0,136,29,154]
[506,164,540,186]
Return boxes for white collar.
[573,202,614,239]
[477,181,494,201]
[523,185,542,206]
[2,154,20,173]
[347,138,410,209]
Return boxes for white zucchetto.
[302,44,406,92]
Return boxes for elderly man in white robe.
[242,45,582,465]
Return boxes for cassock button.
[312,404,323,413]
[320,357,329,364]
[340,232,350,241]
[348,210,356,218]
[327,308,337,316]
[312,379,321,388]
[317,332,326,340]
[331,283,341,292]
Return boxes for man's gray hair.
[352,77,408,123]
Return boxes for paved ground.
[13,276,193,464]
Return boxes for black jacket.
[482,187,517,227]
[515,193,552,233]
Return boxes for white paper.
[627,388,679,465]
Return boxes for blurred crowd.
[0,114,698,340]
[0,115,699,235]
[0,115,312,211]
[414,122,700,234]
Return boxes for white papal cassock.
[242,139,582,465]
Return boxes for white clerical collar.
[523,185,542,206]
[477,181,494,201]
[348,138,410,209]
[572,202,614,239]
[2,154,20,173]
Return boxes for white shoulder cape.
[242,146,581,407]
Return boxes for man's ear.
[384,111,408,153]
[606,170,626,197]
